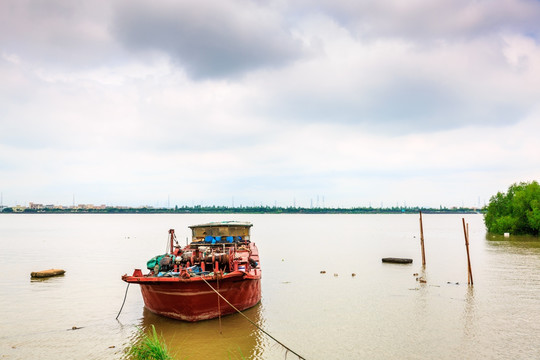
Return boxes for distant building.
[29,202,44,210]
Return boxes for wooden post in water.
[462,218,473,286]
[466,223,470,284]
[419,210,426,266]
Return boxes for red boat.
[122,221,261,321]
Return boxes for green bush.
[484,181,540,235]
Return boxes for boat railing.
[191,235,250,245]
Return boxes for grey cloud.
[292,0,540,41]
[0,0,117,69]
[112,0,304,79]
[255,75,525,133]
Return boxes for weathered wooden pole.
[419,210,426,266]
[462,218,473,286]
[467,223,471,284]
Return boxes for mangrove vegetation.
[484,180,540,236]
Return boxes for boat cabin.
[189,221,252,245]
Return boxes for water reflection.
[462,286,476,340]
[29,274,66,283]
[412,266,428,337]
[132,304,264,359]
[485,233,540,255]
[485,233,540,243]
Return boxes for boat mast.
[169,229,175,254]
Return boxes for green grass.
[228,346,247,360]
[127,325,173,360]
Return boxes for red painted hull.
[124,271,261,321]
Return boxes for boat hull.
[126,272,261,321]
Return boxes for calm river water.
[0,214,539,359]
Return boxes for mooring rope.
[200,276,306,359]
[115,283,130,320]
[217,274,222,334]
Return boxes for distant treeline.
[1,205,481,214]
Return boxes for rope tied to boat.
[217,273,222,334]
[115,283,130,320]
[200,276,306,360]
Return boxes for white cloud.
[1,0,539,208]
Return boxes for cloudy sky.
[1,0,539,208]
